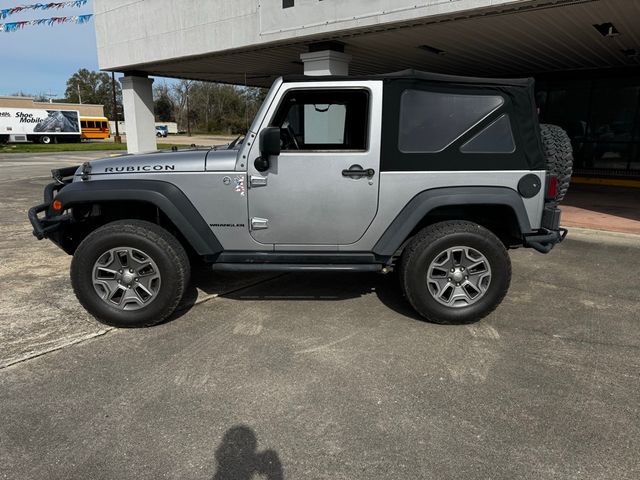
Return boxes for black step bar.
[212,263,383,272]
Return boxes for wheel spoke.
[466,260,489,276]
[136,262,156,277]
[133,282,154,303]
[95,267,118,280]
[116,250,129,268]
[108,285,127,305]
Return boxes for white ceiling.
[130,0,640,86]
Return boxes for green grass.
[0,142,184,154]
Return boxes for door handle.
[342,167,375,178]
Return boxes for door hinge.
[251,217,269,230]
[249,175,267,187]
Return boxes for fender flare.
[372,186,533,256]
[56,179,223,256]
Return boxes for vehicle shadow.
[211,425,283,480]
[170,265,424,324]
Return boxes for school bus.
[80,116,110,140]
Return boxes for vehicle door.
[246,81,382,246]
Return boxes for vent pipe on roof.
[299,49,352,76]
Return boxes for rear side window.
[398,90,504,153]
[460,114,515,153]
[101,122,108,129]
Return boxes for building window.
[270,89,369,151]
[282,0,294,8]
[398,89,504,153]
[460,114,515,154]
[538,76,640,175]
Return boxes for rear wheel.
[39,135,55,144]
[399,221,511,324]
[70,220,190,327]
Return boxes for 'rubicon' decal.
[104,165,176,173]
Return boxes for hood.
[82,149,209,177]
[80,147,239,178]
[204,148,239,171]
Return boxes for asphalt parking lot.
[1,152,639,479]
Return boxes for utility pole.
[76,83,82,104]
[186,82,191,137]
[111,72,121,144]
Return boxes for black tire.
[70,220,190,327]
[540,123,573,203]
[399,221,511,324]
[39,135,53,144]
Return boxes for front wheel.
[399,221,511,324]
[39,135,54,144]
[70,220,190,327]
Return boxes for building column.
[120,75,156,154]
[299,50,352,76]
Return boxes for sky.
[0,0,99,98]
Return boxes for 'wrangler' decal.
[104,165,175,173]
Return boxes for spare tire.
[540,123,573,203]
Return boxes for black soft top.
[282,69,534,88]
[282,69,544,171]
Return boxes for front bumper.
[523,205,568,253]
[28,166,77,240]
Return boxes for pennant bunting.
[1,2,88,19]
[0,14,92,32]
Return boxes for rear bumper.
[523,205,567,253]
[524,227,568,253]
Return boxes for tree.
[153,82,174,122]
[167,80,266,135]
[64,68,121,119]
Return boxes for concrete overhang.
[95,0,640,86]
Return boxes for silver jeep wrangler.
[29,70,571,327]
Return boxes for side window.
[88,121,95,128]
[101,122,108,129]
[460,114,515,153]
[271,89,369,151]
[398,89,504,153]
[81,121,87,128]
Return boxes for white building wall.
[94,0,531,70]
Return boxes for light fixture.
[593,22,620,38]
[418,44,446,55]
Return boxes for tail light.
[545,175,558,200]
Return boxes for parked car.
[29,70,572,327]
[155,125,168,137]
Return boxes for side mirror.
[260,127,281,158]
